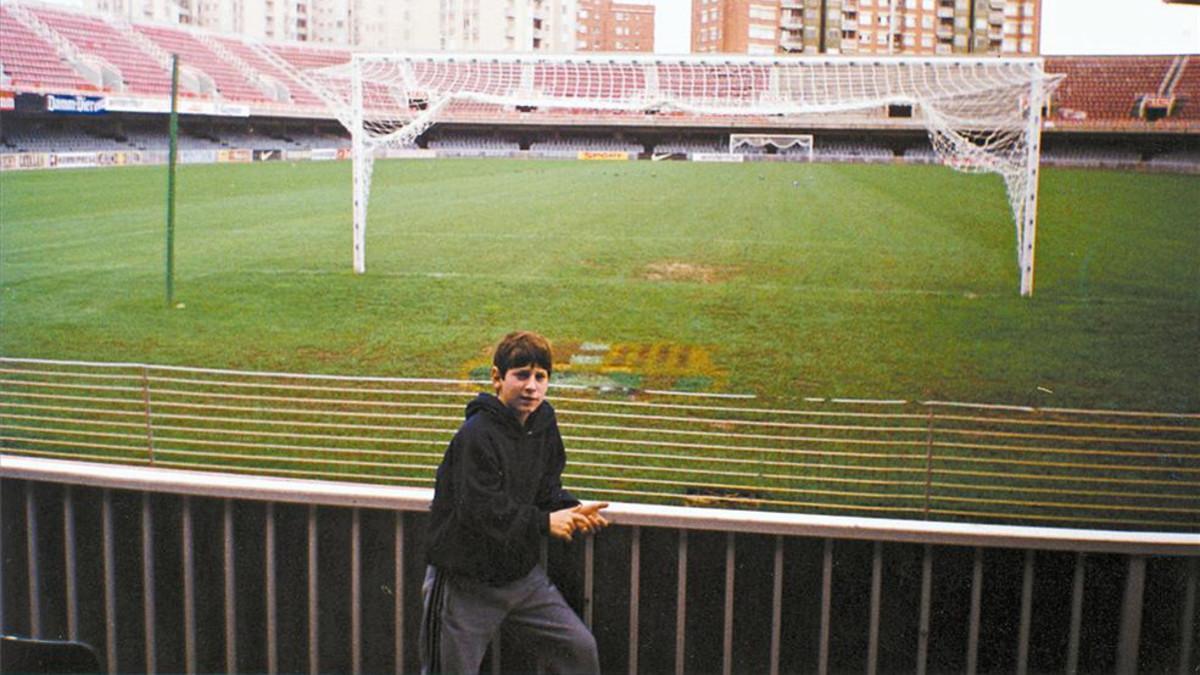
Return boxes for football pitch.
[1,158,1197,412]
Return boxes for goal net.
[296,53,1063,296]
[729,133,813,161]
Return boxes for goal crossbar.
[304,53,1064,296]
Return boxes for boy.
[421,331,609,674]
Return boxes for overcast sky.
[652,0,1200,55]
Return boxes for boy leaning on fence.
[420,330,610,675]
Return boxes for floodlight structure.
[294,53,1063,296]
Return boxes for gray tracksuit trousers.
[420,565,600,675]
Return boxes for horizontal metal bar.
[6,457,1196,560]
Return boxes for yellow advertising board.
[577,151,630,161]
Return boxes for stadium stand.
[1045,56,1180,124]
[132,23,272,103]
[1146,148,1200,170]
[211,35,321,108]
[0,1,1196,172]
[0,5,98,93]
[815,141,893,162]
[1041,142,1143,169]
[27,5,174,97]
[651,137,726,155]
[1172,56,1200,121]
[528,133,644,155]
[267,42,351,71]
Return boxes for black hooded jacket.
[426,393,579,585]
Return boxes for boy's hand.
[549,502,611,542]
[572,502,610,533]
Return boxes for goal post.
[729,133,813,161]
[300,53,1063,295]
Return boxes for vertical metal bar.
[1066,552,1085,675]
[64,485,79,641]
[584,535,595,629]
[916,544,932,675]
[628,525,641,675]
[394,512,405,675]
[1116,555,1147,674]
[142,493,157,674]
[308,505,319,675]
[722,532,735,675]
[224,499,237,673]
[769,536,783,675]
[142,367,155,464]
[868,541,883,675]
[1179,558,1197,675]
[182,495,196,675]
[967,547,983,675]
[818,538,832,675]
[103,489,118,674]
[924,408,934,519]
[165,54,179,306]
[675,529,688,675]
[1016,549,1034,675]
[25,482,42,638]
[351,508,362,675]
[266,503,278,675]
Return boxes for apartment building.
[694,0,780,55]
[80,0,591,52]
[694,0,1041,56]
[578,0,655,52]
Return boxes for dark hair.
[493,331,553,377]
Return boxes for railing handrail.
[4,455,1197,557]
[3,356,1198,531]
[6,355,1198,417]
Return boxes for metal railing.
[2,357,1199,531]
[1,456,1197,674]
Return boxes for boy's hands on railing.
[549,502,611,542]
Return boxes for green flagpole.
[166,54,179,307]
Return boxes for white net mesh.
[298,54,1063,293]
[730,134,813,158]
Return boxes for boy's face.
[492,363,550,424]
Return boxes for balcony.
[3,456,1198,674]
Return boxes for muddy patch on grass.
[641,261,736,284]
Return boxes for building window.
[749,25,775,39]
[749,4,775,20]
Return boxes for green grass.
[2,158,1198,411]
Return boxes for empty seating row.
[0,1,1195,132]
[0,6,96,91]
[31,6,172,95]
[133,24,272,102]
[1045,56,1175,121]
